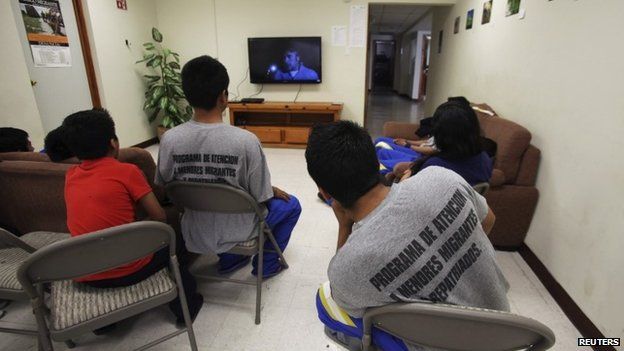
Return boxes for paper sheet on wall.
[349,5,367,48]
[331,25,347,46]
[18,0,71,67]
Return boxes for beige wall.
[426,0,624,341]
[155,0,454,124]
[0,1,45,150]
[83,0,160,147]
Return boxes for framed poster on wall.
[18,0,71,67]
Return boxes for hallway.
[364,91,426,139]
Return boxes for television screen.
[248,37,322,84]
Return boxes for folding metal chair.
[16,221,198,351]
[165,181,289,325]
[362,302,556,351]
[473,182,491,196]
[0,228,68,337]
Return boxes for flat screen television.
[248,37,322,84]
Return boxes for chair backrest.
[17,221,174,297]
[165,181,264,217]
[472,182,490,196]
[363,303,555,351]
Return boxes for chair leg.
[255,230,264,325]
[170,257,199,351]
[64,340,76,348]
[265,230,289,269]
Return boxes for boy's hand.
[272,186,291,201]
[332,200,354,250]
[331,199,354,228]
[393,138,407,146]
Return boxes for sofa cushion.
[478,115,531,184]
[0,152,51,162]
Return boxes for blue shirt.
[422,151,493,185]
[273,64,319,81]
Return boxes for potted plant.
[136,28,192,139]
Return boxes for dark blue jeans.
[218,196,301,276]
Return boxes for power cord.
[230,67,249,101]
[247,84,264,98]
[293,84,302,103]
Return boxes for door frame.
[72,0,101,108]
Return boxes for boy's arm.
[481,207,496,235]
[410,145,438,155]
[154,134,174,186]
[137,192,167,223]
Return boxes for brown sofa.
[0,148,178,235]
[382,103,540,250]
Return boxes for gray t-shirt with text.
[155,120,273,254]
[328,166,510,320]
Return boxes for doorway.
[371,40,395,91]
[11,0,99,133]
[364,4,433,138]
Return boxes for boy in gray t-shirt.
[306,121,509,351]
[156,56,301,278]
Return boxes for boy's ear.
[220,90,228,105]
[319,188,332,201]
[110,138,119,151]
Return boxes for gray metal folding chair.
[16,221,198,351]
[362,302,556,351]
[0,228,68,337]
[473,182,491,196]
[165,181,289,325]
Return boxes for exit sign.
[116,0,127,10]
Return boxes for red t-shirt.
[65,157,154,282]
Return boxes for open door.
[418,34,431,100]
[11,0,99,133]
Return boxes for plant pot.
[157,125,169,140]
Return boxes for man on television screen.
[268,49,319,81]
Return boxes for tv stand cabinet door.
[245,126,283,143]
[283,127,310,144]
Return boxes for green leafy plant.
[136,28,192,129]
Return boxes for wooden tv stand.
[228,101,343,148]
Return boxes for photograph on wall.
[18,0,71,67]
[437,30,443,54]
[506,0,521,17]
[454,16,460,34]
[466,9,474,29]
[482,0,493,24]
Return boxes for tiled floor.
[0,147,586,350]
[365,91,426,139]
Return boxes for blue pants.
[219,196,301,276]
[374,137,423,175]
[316,283,408,351]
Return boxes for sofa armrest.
[515,145,541,186]
[382,122,420,140]
[489,169,506,187]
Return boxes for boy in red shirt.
[49,109,203,325]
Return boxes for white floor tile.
[0,146,586,350]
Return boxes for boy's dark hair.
[61,108,116,160]
[409,101,482,176]
[305,121,380,208]
[0,127,30,152]
[44,126,74,162]
[431,101,481,160]
[182,55,229,111]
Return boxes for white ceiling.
[368,4,431,34]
